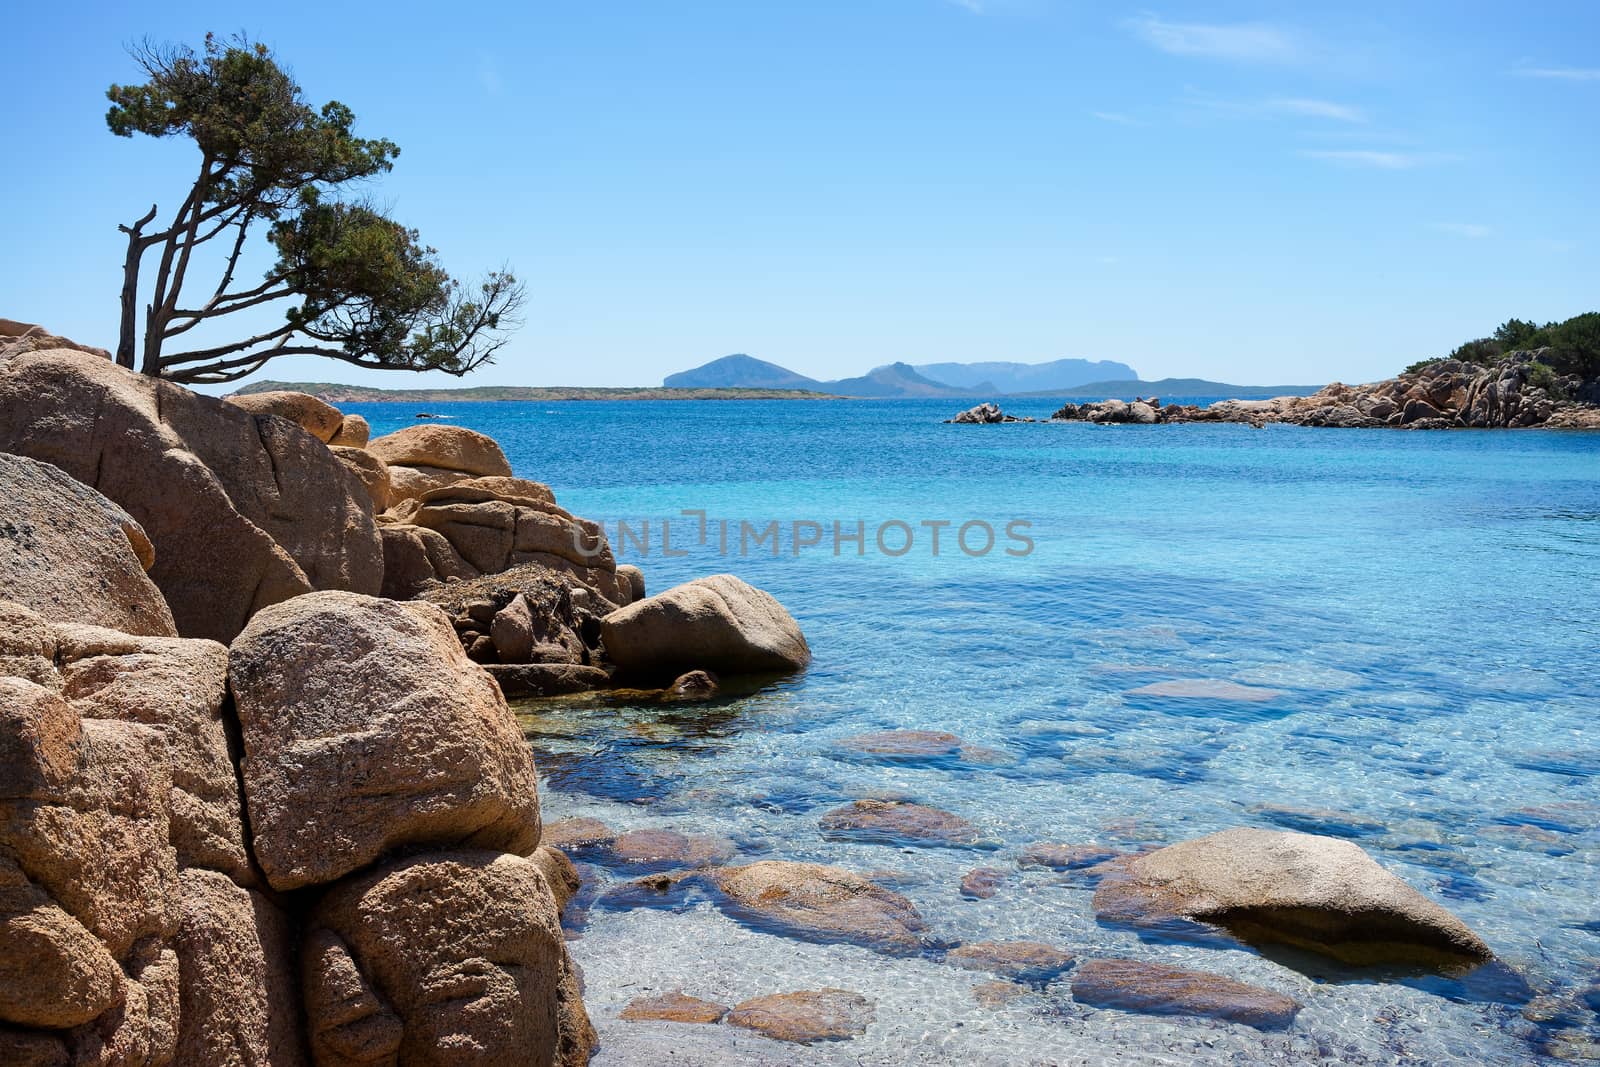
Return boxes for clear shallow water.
[351,398,1600,1065]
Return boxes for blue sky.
[4,1,1597,390]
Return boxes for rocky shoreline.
[953,352,1600,430]
[1,324,1577,1063]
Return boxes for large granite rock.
[174,869,304,1066]
[368,424,513,477]
[0,675,182,1062]
[0,319,111,359]
[54,624,252,885]
[330,445,392,513]
[411,487,622,601]
[1092,827,1493,970]
[0,348,382,642]
[601,574,810,676]
[368,425,513,509]
[1,452,175,637]
[224,391,345,443]
[228,591,540,891]
[328,413,371,448]
[710,861,927,955]
[377,523,477,599]
[302,851,594,1067]
[380,476,628,605]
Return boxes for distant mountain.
[664,354,820,390]
[824,362,974,398]
[1012,377,1323,399]
[658,355,1317,400]
[913,358,1138,393]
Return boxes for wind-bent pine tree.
[108,34,523,384]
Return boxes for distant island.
[664,354,1319,399]
[231,381,844,402]
[664,353,1148,397]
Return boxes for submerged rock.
[725,989,875,1044]
[620,991,730,1024]
[836,729,963,759]
[541,817,619,854]
[1071,958,1301,1030]
[960,867,1007,899]
[1125,678,1286,702]
[710,861,928,955]
[946,941,1076,986]
[1093,828,1494,970]
[605,829,737,871]
[830,728,1007,766]
[601,574,810,677]
[819,799,989,849]
[1018,843,1123,871]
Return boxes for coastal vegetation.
[1408,312,1600,383]
[108,35,522,383]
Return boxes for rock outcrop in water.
[1092,827,1494,970]
[1044,355,1600,430]
[601,574,811,677]
[945,402,1034,424]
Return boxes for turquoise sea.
[351,398,1600,1065]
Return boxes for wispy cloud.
[1090,110,1146,126]
[1185,92,1366,123]
[1515,66,1600,82]
[1301,149,1452,170]
[1126,15,1299,64]
[1267,97,1364,122]
[1430,222,1492,239]
[946,0,986,12]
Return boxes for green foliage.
[1493,318,1541,350]
[1527,312,1600,380]
[107,34,522,383]
[1524,360,1568,400]
[1416,312,1600,383]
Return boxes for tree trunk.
[116,205,157,369]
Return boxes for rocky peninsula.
[1032,351,1600,430]
[0,322,1550,1064]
